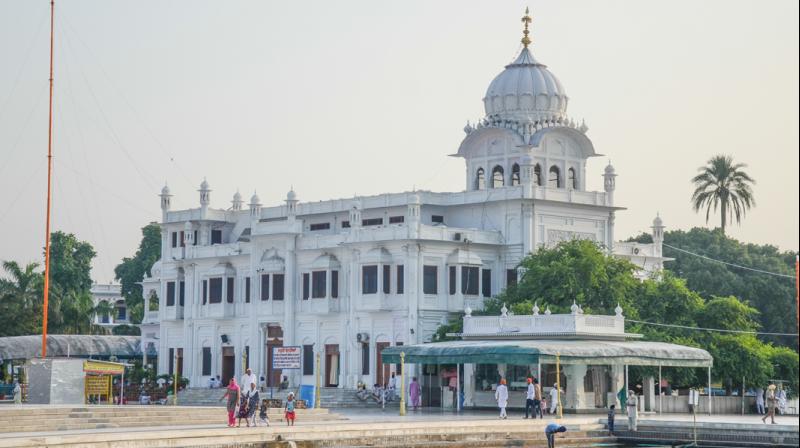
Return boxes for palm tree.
[691,155,755,233]
[0,261,43,336]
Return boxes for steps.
[0,405,342,434]
[318,387,400,409]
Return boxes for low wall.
[653,395,754,414]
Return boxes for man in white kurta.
[495,379,509,419]
[240,368,257,391]
[549,384,560,414]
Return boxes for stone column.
[563,364,588,411]
[464,363,475,407]
[609,364,625,407]
[522,202,534,256]
[645,376,656,412]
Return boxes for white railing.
[185,243,247,259]
[463,313,625,336]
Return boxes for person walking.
[755,387,765,415]
[236,383,251,427]
[495,378,509,419]
[240,368,257,392]
[607,404,616,434]
[524,378,535,419]
[220,378,240,428]
[12,381,21,404]
[285,392,296,426]
[626,390,638,431]
[409,377,421,410]
[544,423,567,448]
[549,383,560,415]
[762,384,777,424]
[245,382,260,426]
[777,387,787,415]
[388,372,398,401]
[533,378,543,418]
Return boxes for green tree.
[48,231,96,295]
[691,154,755,233]
[0,261,43,336]
[114,223,161,324]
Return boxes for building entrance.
[266,325,284,387]
[221,346,235,386]
[325,344,339,387]
[375,342,390,386]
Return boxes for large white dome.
[483,48,568,121]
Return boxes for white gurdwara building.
[141,15,668,390]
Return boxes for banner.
[272,346,302,369]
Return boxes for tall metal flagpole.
[41,0,55,358]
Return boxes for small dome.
[409,192,421,204]
[250,191,261,205]
[183,221,192,231]
[653,213,663,227]
[286,189,297,201]
[484,48,568,121]
[161,184,171,195]
[233,190,242,201]
[200,178,210,190]
[604,163,616,175]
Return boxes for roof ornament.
[570,301,579,315]
[615,303,624,317]
[464,305,472,317]
[532,302,540,316]
[500,303,509,317]
[520,7,532,49]
[544,306,551,315]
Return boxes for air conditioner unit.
[453,232,462,241]
[356,332,370,343]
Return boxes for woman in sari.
[245,382,260,426]
[220,378,240,427]
[237,382,250,427]
[409,377,421,410]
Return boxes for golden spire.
[521,7,532,48]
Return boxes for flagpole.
[41,0,55,358]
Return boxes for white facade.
[141,18,667,390]
[90,283,127,327]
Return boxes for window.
[482,269,492,297]
[245,277,251,303]
[511,163,520,186]
[261,274,269,301]
[461,266,479,295]
[117,304,126,320]
[423,265,438,295]
[568,167,577,189]
[202,347,212,376]
[244,346,250,369]
[168,348,174,375]
[211,229,222,244]
[507,269,517,287]
[492,165,504,188]
[548,166,561,188]
[272,274,285,300]
[209,278,222,303]
[432,215,444,224]
[362,218,383,226]
[193,230,198,246]
[382,265,391,294]
[171,232,178,248]
[342,221,350,228]
[395,342,404,374]
[362,265,378,294]
[179,281,185,306]
[448,266,456,295]
[396,265,404,294]
[331,270,339,298]
[389,216,404,224]
[202,280,208,305]
[302,273,310,300]
[312,271,326,298]
[361,343,370,375]
[475,167,485,190]
[179,231,185,247]
[534,164,542,186]
[166,281,175,306]
[303,345,314,376]
[226,277,234,303]
[310,222,330,231]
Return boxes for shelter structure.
[0,335,142,362]
[382,304,713,413]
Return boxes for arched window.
[475,168,485,190]
[548,166,561,188]
[568,167,577,190]
[511,163,520,186]
[492,166,504,188]
[533,164,542,186]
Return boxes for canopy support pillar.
[456,363,461,412]
[707,366,712,416]
[658,364,662,414]
[624,364,629,414]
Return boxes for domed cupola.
[483,9,568,122]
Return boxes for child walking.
[285,392,296,426]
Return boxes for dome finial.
[521,7,532,48]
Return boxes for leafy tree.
[691,154,755,233]
[0,261,43,336]
[47,231,96,295]
[629,228,797,346]
[114,223,161,324]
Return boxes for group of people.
[757,383,787,424]
[355,373,405,406]
[219,368,296,428]
[494,377,562,419]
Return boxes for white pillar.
[708,367,712,416]
[563,364,588,411]
[456,364,461,412]
[658,365,662,414]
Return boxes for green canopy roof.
[381,339,712,368]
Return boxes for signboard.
[272,346,302,369]
[85,375,111,396]
[83,360,125,375]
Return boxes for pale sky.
[1,0,797,282]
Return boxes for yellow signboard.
[83,360,125,375]
[85,375,111,396]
